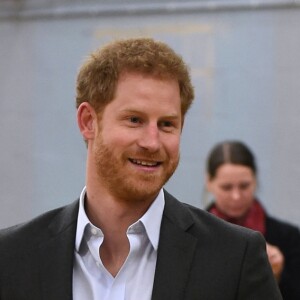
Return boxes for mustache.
[127,149,180,163]
[127,150,166,161]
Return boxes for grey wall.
[1,1,300,228]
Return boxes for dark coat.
[265,215,300,300]
[0,191,282,299]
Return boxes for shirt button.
[91,227,98,235]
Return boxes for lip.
[129,158,162,168]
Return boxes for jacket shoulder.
[163,190,261,243]
[161,191,282,299]
[0,200,79,253]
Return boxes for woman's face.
[207,163,256,218]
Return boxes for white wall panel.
[1,3,300,228]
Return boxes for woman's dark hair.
[206,140,257,179]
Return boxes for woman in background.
[205,140,300,299]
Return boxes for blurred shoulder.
[266,214,300,233]
[265,214,300,246]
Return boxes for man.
[0,38,282,299]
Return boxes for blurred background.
[1,0,300,228]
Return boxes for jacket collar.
[152,190,197,300]
[36,191,197,300]
[38,200,79,300]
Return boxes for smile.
[130,159,161,167]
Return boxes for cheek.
[102,129,132,147]
[245,189,255,202]
[170,142,180,156]
[213,188,229,204]
[166,136,180,155]
[215,191,230,203]
[215,196,231,213]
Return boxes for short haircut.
[76,37,194,118]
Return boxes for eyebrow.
[120,109,180,119]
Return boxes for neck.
[85,184,150,230]
[84,180,154,277]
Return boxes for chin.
[131,184,162,201]
[112,181,162,204]
[230,210,248,219]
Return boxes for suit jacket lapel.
[152,191,197,300]
[38,200,79,300]
[34,193,196,300]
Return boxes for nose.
[137,124,160,152]
[231,188,242,201]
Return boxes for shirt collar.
[75,186,165,252]
[139,189,165,250]
[75,186,90,252]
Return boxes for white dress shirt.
[73,187,165,300]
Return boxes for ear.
[253,176,258,191]
[77,102,97,141]
[205,174,213,192]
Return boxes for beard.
[93,136,179,204]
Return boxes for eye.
[129,116,141,124]
[162,121,173,127]
[239,182,251,190]
[220,184,232,192]
[159,119,178,132]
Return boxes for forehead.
[215,164,255,181]
[117,71,178,89]
[114,72,181,108]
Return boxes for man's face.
[92,72,182,203]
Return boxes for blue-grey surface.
[1,1,300,228]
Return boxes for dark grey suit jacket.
[0,190,282,299]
